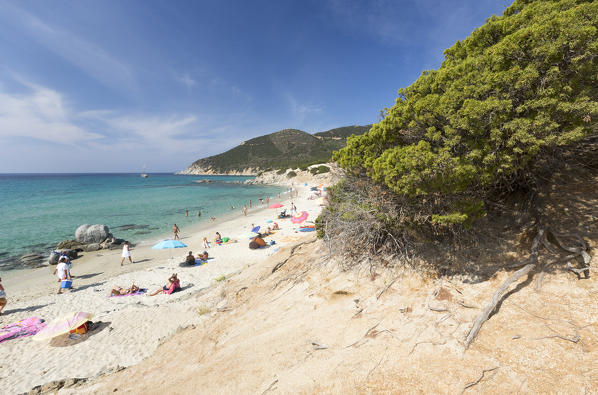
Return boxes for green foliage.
[299,165,309,171]
[334,0,598,225]
[317,165,330,174]
[187,126,369,174]
[276,168,286,175]
[310,165,331,175]
[286,171,297,178]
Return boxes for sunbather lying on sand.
[110,283,140,296]
[149,273,180,296]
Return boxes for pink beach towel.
[0,317,46,343]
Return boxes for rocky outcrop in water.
[75,224,112,244]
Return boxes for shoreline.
[0,176,287,275]
[0,180,325,394]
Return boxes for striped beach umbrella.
[291,211,309,224]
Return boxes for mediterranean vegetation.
[320,0,597,347]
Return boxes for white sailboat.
[141,165,149,178]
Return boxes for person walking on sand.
[53,257,71,294]
[0,278,7,315]
[173,224,180,240]
[243,204,247,216]
[121,241,133,266]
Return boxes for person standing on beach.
[0,278,6,315]
[266,197,270,205]
[53,257,71,294]
[185,210,189,217]
[121,241,133,266]
[173,224,180,240]
[249,200,252,208]
[198,210,201,218]
[243,205,247,216]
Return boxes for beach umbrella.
[291,211,309,224]
[269,203,284,209]
[152,239,187,249]
[251,225,260,233]
[33,312,93,341]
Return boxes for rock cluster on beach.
[49,224,125,265]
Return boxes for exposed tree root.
[465,224,591,349]
[461,367,499,393]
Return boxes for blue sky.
[0,0,509,173]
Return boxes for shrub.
[276,168,286,175]
[310,167,319,175]
[334,0,598,228]
[287,171,297,178]
[317,165,330,174]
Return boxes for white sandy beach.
[0,178,328,394]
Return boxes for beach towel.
[0,317,46,343]
[109,288,147,298]
[164,281,181,295]
[179,257,214,267]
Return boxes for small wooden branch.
[461,367,499,393]
[377,276,399,300]
[465,228,544,349]
[346,321,382,348]
[408,340,446,356]
[261,379,278,394]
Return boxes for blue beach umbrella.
[152,239,188,249]
[251,226,260,233]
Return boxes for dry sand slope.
[78,237,598,394]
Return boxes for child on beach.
[0,278,6,315]
[121,241,133,266]
[53,257,71,294]
[202,237,210,249]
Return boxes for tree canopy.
[334,0,598,226]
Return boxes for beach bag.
[60,280,72,289]
[69,321,90,335]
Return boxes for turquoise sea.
[0,173,285,272]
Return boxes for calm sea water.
[0,173,285,272]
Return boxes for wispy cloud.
[0,80,102,144]
[176,73,196,89]
[2,3,136,95]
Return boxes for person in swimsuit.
[172,224,180,240]
[0,278,6,315]
[149,273,180,296]
[185,251,195,265]
[110,283,140,296]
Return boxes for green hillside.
[184,125,370,173]
[314,125,371,139]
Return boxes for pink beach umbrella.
[291,211,309,224]
[33,312,93,341]
[269,203,284,209]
